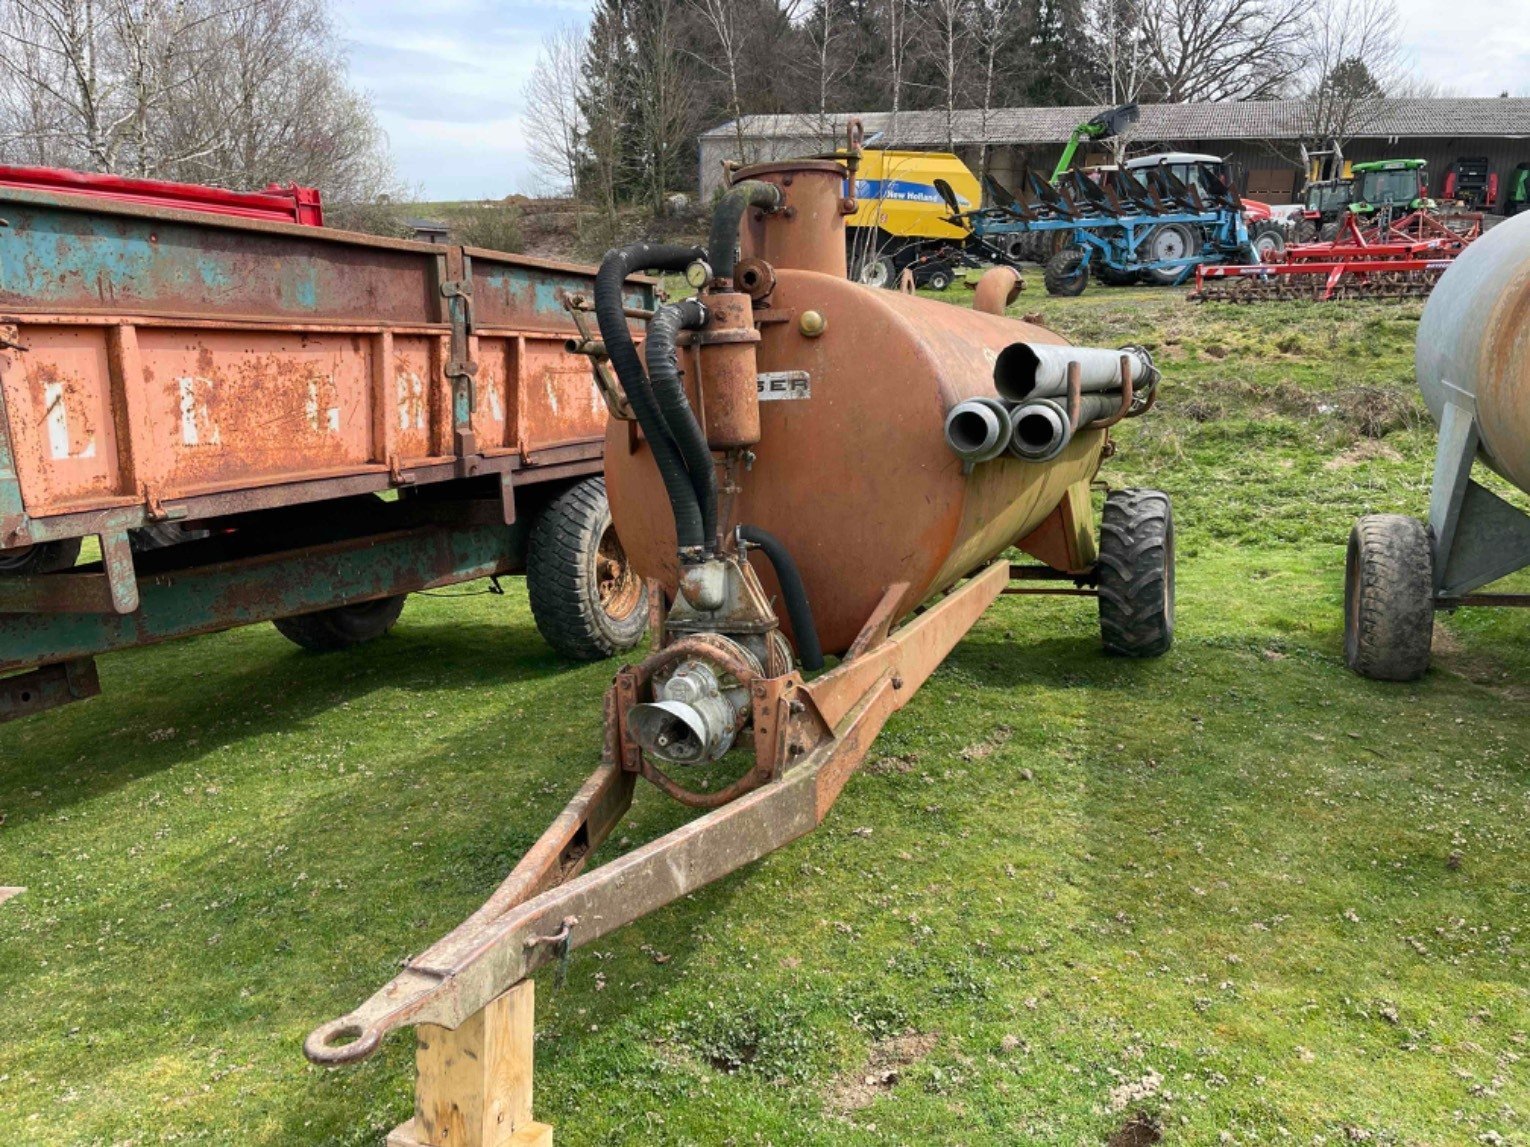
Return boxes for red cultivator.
[1190,210,1483,302]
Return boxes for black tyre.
[1097,489,1174,658]
[1096,264,1140,287]
[1142,224,1201,285]
[1293,218,1319,244]
[1343,514,1434,681]
[527,477,649,660]
[0,538,82,575]
[273,595,408,652]
[1319,221,1341,243]
[1249,220,1287,262]
[1044,248,1089,297]
[925,268,953,291]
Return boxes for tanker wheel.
[1343,514,1434,681]
[1097,489,1174,658]
[273,595,408,652]
[1044,249,1089,296]
[527,476,649,661]
[0,538,82,575]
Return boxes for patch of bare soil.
[1107,1111,1163,1147]
[823,1031,938,1115]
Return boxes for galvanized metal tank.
[1417,211,1530,494]
[604,269,1105,656]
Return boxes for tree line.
[525,0,1415,213]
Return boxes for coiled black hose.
[739,525,824,671]
[594,242,707,556]
[645,297,717,552]
[708,181,783,283]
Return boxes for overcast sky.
[333,0,1530,202]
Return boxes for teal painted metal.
[0,522,524,673]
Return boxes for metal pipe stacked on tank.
[944,343,1157,465]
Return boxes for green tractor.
[1507,162,1530,217]
[1346,159,1430,220]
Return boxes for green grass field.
[1,287,1525,1146]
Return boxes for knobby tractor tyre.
[0,537,83,575]
[1096,264,1140,287]
[1344,514,1434,681]
[1044,248,1089,297]
[1097,489,1175,658]
[527,476,649,661]
[273,595,409,652]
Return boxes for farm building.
[698,97,1530,206]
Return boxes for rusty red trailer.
[0,182,656,720]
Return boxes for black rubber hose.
[645,297,717,552]
[739,525,824,671]
[594,242,707,556]
[708,181,783,282]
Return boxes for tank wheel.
[1343,514,1434,681]
[1044,248,1089,296]
[1097,489,1174,658]
[1249,220,1287,262]
[1142,223,1201,285]
[0,538,83,575]
[273,595,408,652]
[528,476,649,661]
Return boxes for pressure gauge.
[684,260,712,290]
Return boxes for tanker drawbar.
[306,131,1178,1142]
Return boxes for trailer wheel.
[0,538,82,575]
[1142,224,1201,285]
[528,477,649,661]
[1097,489,1174,658]
[858,256,895,289]
[273,595,408,652]
[1343,514,1434,681]
[1044,249,1089,296]
[1249,220,1287,262]
[925,267,953,291]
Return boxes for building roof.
[703,98,1530,147]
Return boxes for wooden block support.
[387,981,553,1147]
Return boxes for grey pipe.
[994,342,1155,402]
[1006,393,1121,462]
[944,397,1013,465]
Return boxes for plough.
[1190,209,1483,303]
[934,158,1266,296]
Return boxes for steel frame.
[306,558,1019,1065]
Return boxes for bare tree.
[1287,0,1400,178]
[916,0,973,151]
[1075,0,1150,105]
[800,0,851,138]
[631,0,697,211]
[687,0,752,164]
[970,0,1020,185]
[884,0,910,141]
[1137,0,1312,102]
[523,23,588,197]
[0,0,399,206]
